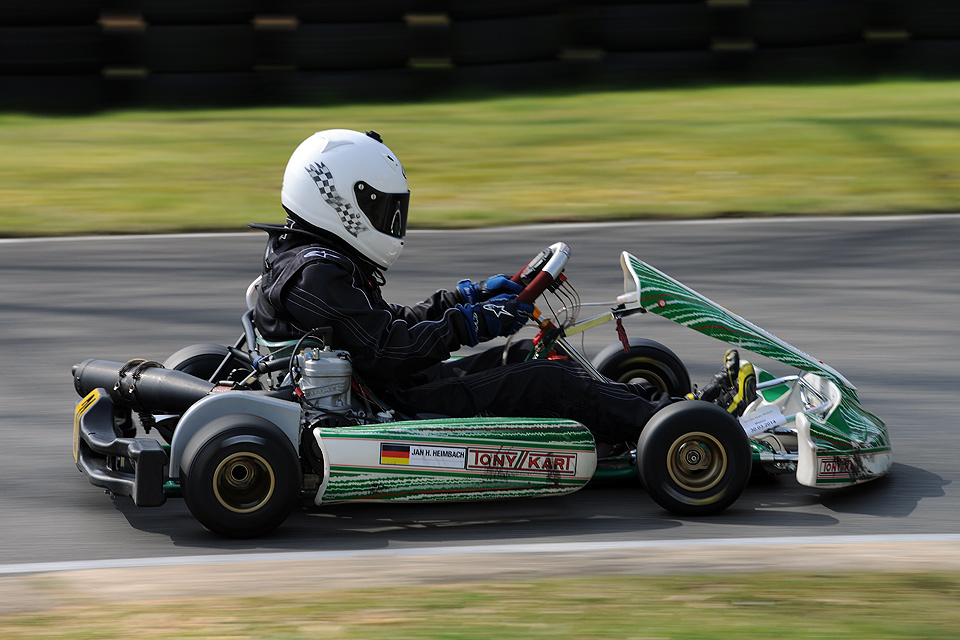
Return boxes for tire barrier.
[746,43,873,80]
[0,0,101,26]
[292,22,411,71]
[902,1,960,40]
[447,0,562,20]
[0,0,103,110]
[139,0,257,26]
[261,0,411,104]
[142,25,257,74]
[2,0,959,111]
[898,40,960,77]
[276,0,408,24]
[450,15,564,66]
[0,26,104,75]
[749,0,867,49]
[586,4,713,53]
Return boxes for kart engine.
[296,346,353,426]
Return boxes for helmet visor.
[355,182,409,239]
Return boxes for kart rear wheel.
[180,415,301,538]
[163,343,230,379]
[593,339,691,397]
[163,343,255,385]
[637,402,750,516]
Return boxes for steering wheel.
[510,242,570,304]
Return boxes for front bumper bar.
[73,389,168,507]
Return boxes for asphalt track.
[1,216,958,578]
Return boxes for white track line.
[3,533,960,577]
[1,214,958,245]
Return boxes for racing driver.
[251,129,675,454]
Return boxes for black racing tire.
[277,0,408,24]
[140,0,257,26]
[0,74,104,111]
[292,22,411,71]
[162,342,259,386]
[142,25,256,74]
[450,15,564,66]
[592,338,691,397]
[180,415,301,538]
[637,402,751,516]
[748,43,870,80]
[903,2,960,40]
[0,26,103,75]
[448,0,562,20]
[749,1,866,48]
[131,72,262,109]
[163,343,232,381]
[899,40,960,77]
[588,4,712,53]
[0,0,100,26]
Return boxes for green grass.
[2,80,960,236]
[4,573,960,639]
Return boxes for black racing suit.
[252,224,671,445]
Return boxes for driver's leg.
[393,357,672,445]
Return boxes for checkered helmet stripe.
[305,161,368,238]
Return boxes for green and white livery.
[618,252,891,489]
[71,241,891,537]
[314,418,596,503]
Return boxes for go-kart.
[72,242,891,537]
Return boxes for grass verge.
[3,573,960,639]
[2,80,960,237]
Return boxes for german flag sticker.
[380,443,410,465]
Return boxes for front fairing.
[620,252,891,487]
[750,368,891,487]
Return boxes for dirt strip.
[3,541,960,615]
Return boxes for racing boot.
[694,349,757,417]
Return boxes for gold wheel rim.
[213,452,276,514]
[616,357,668,391]
[665,431,727,492]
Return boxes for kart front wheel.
[637,402,750,516]
[180,415,301,538]
[593,338,691,397]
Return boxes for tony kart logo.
[817,453,881,479]
[467,447,577,476]
[380,443,578,476]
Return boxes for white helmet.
[281,129,410,269]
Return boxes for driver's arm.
[387,274,522,323]
[387,287,464,324]
[284,261,474,380]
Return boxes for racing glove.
[457,294,533,345]
[457,275,522,304]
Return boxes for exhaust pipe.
[73,359,215,415]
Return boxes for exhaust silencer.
[73,359,215,415]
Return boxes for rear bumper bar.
[73,389,168,507]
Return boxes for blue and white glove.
[457,275,522,304]
[458,294,533,345]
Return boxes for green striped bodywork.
[624,253,891,487]
[314,418,597,503]
[625,253,853,390]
